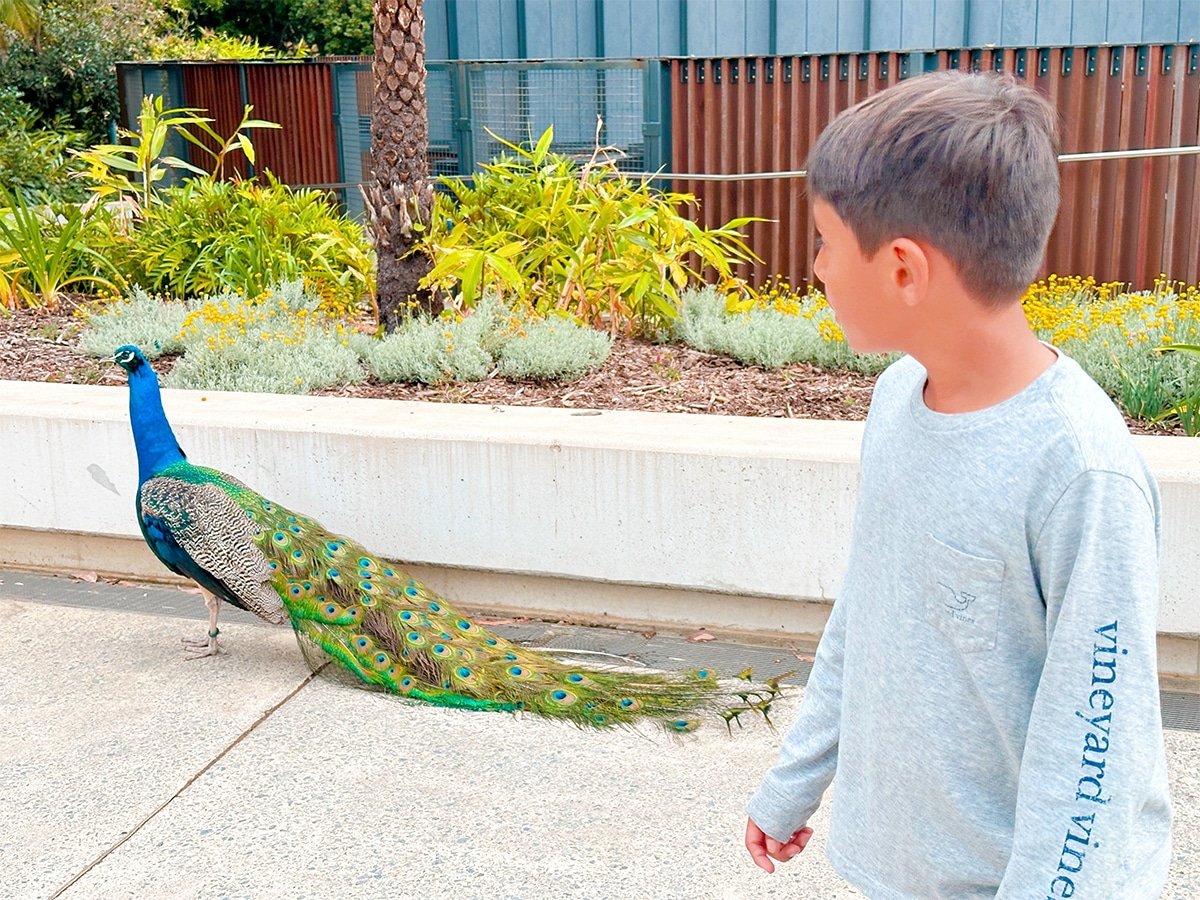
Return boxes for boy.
[744,72,1172,897]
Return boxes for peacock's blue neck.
[127,361,186,483]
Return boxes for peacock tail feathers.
[240,493,764,731]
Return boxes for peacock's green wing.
[139,471,288,625]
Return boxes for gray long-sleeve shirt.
[747,351,1172,899]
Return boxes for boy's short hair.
[806,71,1060,305]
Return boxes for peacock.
[112,345,782,732]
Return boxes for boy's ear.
[888,238,930,307]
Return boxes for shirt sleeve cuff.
[746,778,820,843]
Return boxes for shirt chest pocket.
[921,532,1006,653]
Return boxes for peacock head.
[112,345,149,373]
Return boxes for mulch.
[0,304,1181,434]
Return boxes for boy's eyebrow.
[814,235,825,249]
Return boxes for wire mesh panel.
[464,61,647,171]
[425,65,458,178]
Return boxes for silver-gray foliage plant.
[674,287,893,374]
[79,287,189,359]
[496,317,611,381]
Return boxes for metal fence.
[118,45,1200,287]
[116,58,661,220]
[670,44,1200,287]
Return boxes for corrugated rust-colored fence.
[671,45,1200,288]
[121,62,342,187]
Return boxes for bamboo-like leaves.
[72,96,280,216]
[0,186,119,310]
[418,126,763,335]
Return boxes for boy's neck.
[912,299,1057,415]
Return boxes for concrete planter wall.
[2,380,1197,677]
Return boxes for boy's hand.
[745,818,813,873]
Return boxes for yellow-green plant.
[0,186,119,310]
[417,126,760,335]
[73,96,280,215]
[148,28,309,61]
[1155,342,1200,435]
[95,174,373,316]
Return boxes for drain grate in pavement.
[5,569,1196,731]
[1161,690,1200,732]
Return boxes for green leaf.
[460,252,486,305]
[238,135,256,165]
[531,126,555,165]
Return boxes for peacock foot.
[182,628,221,659]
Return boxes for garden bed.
[0,302,1183,435]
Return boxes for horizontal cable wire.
[295,144,1200,192]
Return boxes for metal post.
[642,60,672,188]
[450,62,475,180]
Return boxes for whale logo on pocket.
[939,582,977,612]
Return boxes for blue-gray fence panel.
[900,0,938,49]
[426,0,1200,59]
[774,0,810,54]
[628,0,680,57]
[1186,0,1200,37]
[426,0,453,59]
[1142,0,1182,42]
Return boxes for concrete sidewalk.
[1,571,1196,899]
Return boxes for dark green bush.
[0,0,174,141]
[0,88,88,204]
[177,0,372,55]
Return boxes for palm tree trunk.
[369,0,435,330]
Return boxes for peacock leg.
[182,588,223,659]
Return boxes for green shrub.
[360,294,613,385]
[82,280,365,393]
[361,300,500,385]
[74,97,280,215]
[674,287,893,374]
[149,28,288,60]
[286,0,371,54]
[418,127,760,336]
[0,186,119,310]
[175,0,371,55]
[166,281,364,392]
[0,88,88,205]
[0,0,175,141]
[69,97,367,311]
[78,288,189,359]
[496,317,612,381]
[95,175,373,316]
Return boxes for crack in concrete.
[49,665,328,899]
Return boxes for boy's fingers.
[744,821,776,874]
[749,844,776,874]
[773,843,800,861]
[771,826,815,862]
